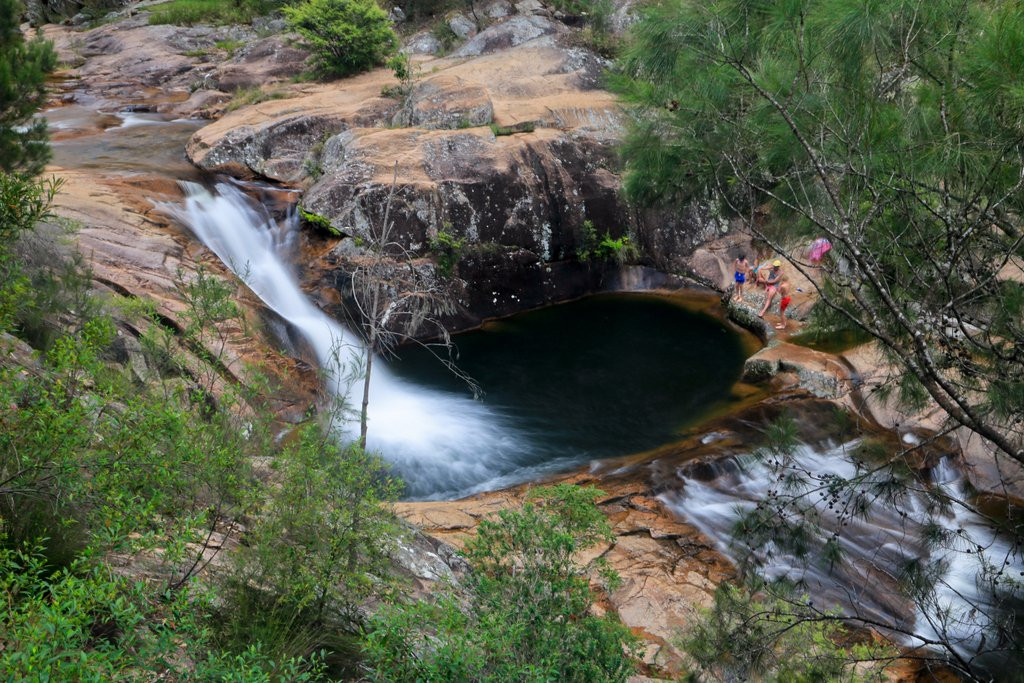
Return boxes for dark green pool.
[388,293,748,494]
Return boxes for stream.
[45,91,1023,673]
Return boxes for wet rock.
[452,15,561,57]
[301,127,624,256]
[742,353,779,383]
[725,296,773,341]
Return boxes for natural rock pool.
[390,293,749,497]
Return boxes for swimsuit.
[780,296,792,313]
[734,271,745,283]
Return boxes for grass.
[224,86,290,112]
[490,122,536,136]
[215,39,246,57]
[147,0,283,26]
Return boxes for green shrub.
[576,220,636,264]
[681,584,891,682]
[428,228,465,278]
[299,207,340,235]
[489,121,535,136]
[431,20,460,55]
[224,86,290,112]
[363,485,639,682]
[284,0,398,78]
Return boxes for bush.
[681,584,891,682]
[428,228,465,278]
[363,485,639,682]
[284,0,398,78]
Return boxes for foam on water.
[660,442,1022,660]
[162,181,524,499]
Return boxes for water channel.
[44,92,1023,674]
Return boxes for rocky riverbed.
[29,3,1020,679]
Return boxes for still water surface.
[389,292,748,493]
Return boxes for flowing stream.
[661,442,1023,666]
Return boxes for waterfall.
[162,181,521,499]
[660,442,1023,661]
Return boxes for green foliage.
[489,121,535,136]
[0,0,56,176]
[563,0,618,57]
[613,0,1024,463]
[226,428,402,626]
[363,484,639,682]
[681,584,889,682]
[215,38,247,56]
[429,227,465,277]
[300,206,341,235]
[576,219,635,264]
[284,0,398,78]
[147,0,284,26]
[431,20,460,55]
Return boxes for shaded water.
[390,294,747,468]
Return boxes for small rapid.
[660,442,1023,663]
[162,181,521,498]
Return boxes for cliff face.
[186,12,728,328]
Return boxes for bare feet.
[774,323,786,329]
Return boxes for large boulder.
[452,15,562,57]
[212,36,310,91]
[393,75,493,129]
[303,127,625,258]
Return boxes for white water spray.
[660,443,1022,660]
[163,182,523,499]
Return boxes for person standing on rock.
[774,281,792,330]
[732,253,749,302]
[757,260,784,318]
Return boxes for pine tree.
[0,0,56,176]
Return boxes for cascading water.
[660,442,1023,665]
[162,181,522,499]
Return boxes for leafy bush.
[363,485,639,682]
[284,0,398,78]
[428,228,465,278]
[431,20,460,55]
[576,220,635,264]
[681,584,890,682]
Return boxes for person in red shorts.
[775,281,792,330]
